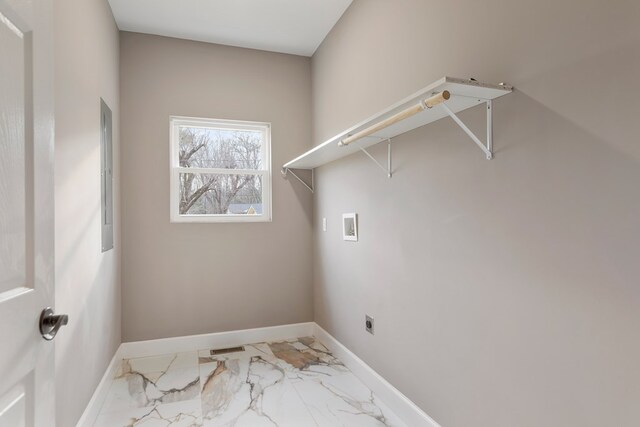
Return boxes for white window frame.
[169,116,272,223]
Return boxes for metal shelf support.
[281,167,314,193]
[440,99,494,160]
[358,138,392,178]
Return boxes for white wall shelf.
[281,76,512,190]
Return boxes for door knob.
[40,307,69,340]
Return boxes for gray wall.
[311,1,640,427]
[120,33,313,342]
[54,0,121,425]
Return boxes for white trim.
[173,167,269,176]
[169,116,272,223]
[75,346,124,427]
[313,324,442,427]
[170,115,270,133]
[171,212,272,223]
[119,322,314,359]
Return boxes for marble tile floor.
[94,336,407,427]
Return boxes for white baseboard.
[76,321,438,427]
[119,322,315,359]
[313,324,441,427]
[75,346,124,427]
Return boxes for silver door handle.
[40,307,69,340]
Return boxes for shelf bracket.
[440,100,493,160]
[358,139,392,178]
[281,167,314,193]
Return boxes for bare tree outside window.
[170,118,271,222]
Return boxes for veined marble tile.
[93,399,203,427]
[268,337,349,380]
[116,352,198,377]
[101,352,200,414]
[95,338,407,427]
[292,372,400,427]
[199,355,318,426]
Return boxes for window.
[169,116,271,223]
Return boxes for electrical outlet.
[322,217,327,232]
[365,315,374,335]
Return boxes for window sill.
[170,214,272,224]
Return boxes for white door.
[0,0,57,424]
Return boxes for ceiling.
[108,0,353,57]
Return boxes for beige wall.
[120,33,313,342]
[54,0,121,426]
[311,1,640,426]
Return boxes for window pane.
[179,173,263,215]
[179,126,263,170]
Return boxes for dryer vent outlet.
[365,315,374,335]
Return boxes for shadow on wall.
[513,39,640,163]
[283,168,315,214]
[55,144,121,426]
[56,253,120,425]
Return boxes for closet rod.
[338,90,450,147]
